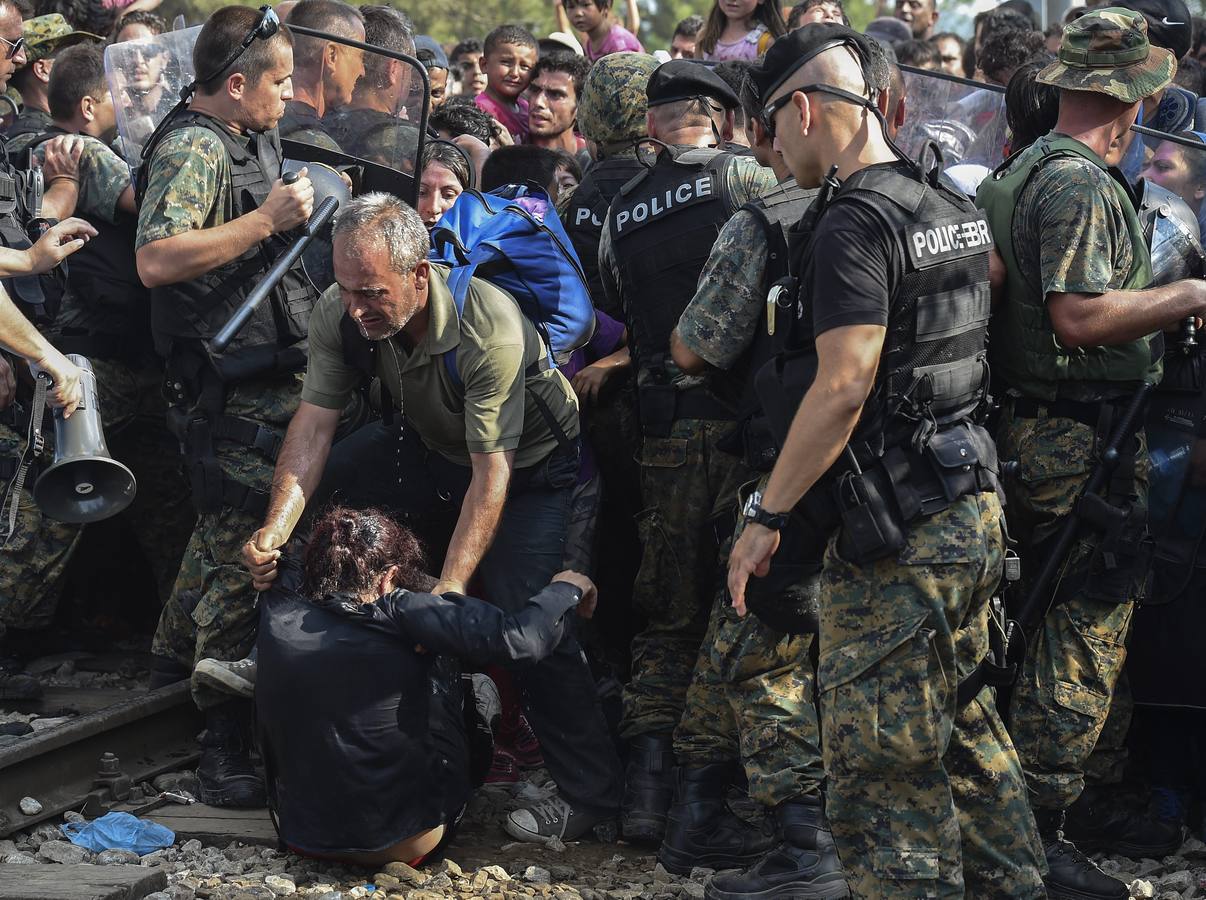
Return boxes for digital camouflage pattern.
[1012,156,1134,313]
[674,474,824,807]
[818,491,1046,899]
[32,136,131,225]
[996,411,1148,811]
[151,374,303,710]
[674,207,770,372]
[621,417,753,739]
[20,14,102,63]
[0,414,82,632]
[0,355,190,630]
[1037,7,1175,105]
[136,127,233,248]
[576,52,658,147]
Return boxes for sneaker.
[510,715,544,769]
[485,748,521,784]
[504,795,614,842]
[194,654,257,699]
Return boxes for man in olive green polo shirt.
[241,192,622,843]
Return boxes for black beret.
[646,59,740,109]
[748,22,876,106]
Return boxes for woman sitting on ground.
[255,505,597,867]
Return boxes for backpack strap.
[439,278,573,458]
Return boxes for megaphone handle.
[0,372,49,544]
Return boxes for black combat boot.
[1036,808,1128,900]
[149,655,189,689]
[1063,785,1184,859]
[622,733,676,845]
[196,702,267,808]
[658,763,775,876]
[705,796,850,900]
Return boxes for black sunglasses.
[195,5,280,87]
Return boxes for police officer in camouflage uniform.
[277,0,363,153]
[0,0,99,693]
[5,14,99,158]
[28,44,193,609]
[562,52,657,321]
[729,25,1046,898]
[598,61,776,859]
[136,6,316,808]
[658,63,845,895]
[976,11,1206,899]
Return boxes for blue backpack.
[428,185,595,385]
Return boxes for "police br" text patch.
[904,214,994,269]
[612,172,719,237]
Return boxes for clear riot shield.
[105,24,428,201]
[105,24,428,291]
[281,24,428,203]
[106,25,199,168]
[279,26,428,289]
[897,67,1010,177]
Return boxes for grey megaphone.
[33,355,137,523]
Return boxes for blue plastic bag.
[61,811,175,854]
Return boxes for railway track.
[0,681,203,838]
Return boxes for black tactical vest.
[140,110,314,377]
[563,155,646,319]
[26,129,147,359]
[4,108,52,149]
[608,147,737,385]
[777,162,992,456]
[720,181,818,471]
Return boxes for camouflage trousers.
[674,474,824,806]
[997,410,1147,812]
[819,492,1046,899]
[620,418,753,740]
[151,375,301,711]
[0,356,191,632]
[151,504,261,710]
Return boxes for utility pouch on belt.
[834,463,907,564]
[638,384,677,439]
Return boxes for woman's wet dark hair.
[1005,57,1059,153]
[303,505,427,598]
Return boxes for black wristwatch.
[742,491,789,531]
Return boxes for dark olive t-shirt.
[303,264,579,468]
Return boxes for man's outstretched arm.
[242,400,341,590]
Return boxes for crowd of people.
[0,0,1205,897]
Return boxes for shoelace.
[528,797,571,828]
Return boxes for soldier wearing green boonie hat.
[1036,6,1174,104]
[976,8,1206,900]
[6,13,101,151]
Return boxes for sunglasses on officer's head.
[760,83,878,137]
[195,5,280,87]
